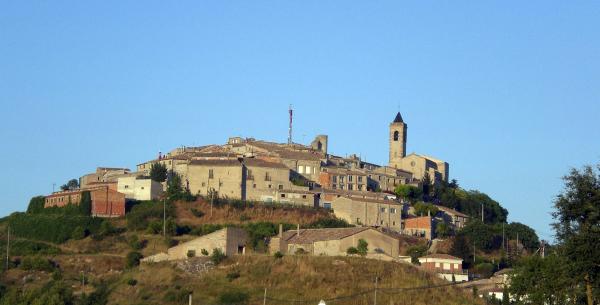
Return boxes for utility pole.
[52,183,56,193]
[263,288,267,305]
[374,277,378,305]
[163,198,166,237]
[481,203,484,223]
[502,223,505,251]
[210,190,214,218]
[188,293,192,305]
[5,226,10,271]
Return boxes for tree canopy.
[150,163,168,182]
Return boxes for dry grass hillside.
[109,255,482,305]
[174,199,336,226]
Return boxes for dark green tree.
[150,163,168,182]
[60,178,79,191]
[413,201,439,217]
[509,255,571,305]
[79,191,92,215]
[357,239,368,256]
[394,185,423,203]
[450,234,473,267]
[552,164,600,305]
[26,196,46,214]
[126,251,143,268]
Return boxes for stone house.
[79,167,131,189]
[331,196,404,231]
[418,253,468,282]
[142,227,248,262]
[45,190,83,208]
[436,205,469,230]
[90,187,126,217]
[269,226,400,258]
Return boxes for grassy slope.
[108,255,482,305]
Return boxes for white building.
[117,177,163,201]
[418,254,469,282]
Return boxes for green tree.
[60,179,79,191]
[211,248,226,265]
[413,201,439,217]
[552,164,600,305]
[394,185,423,203]
[26,196,46,214]
[509,255,571,305]
[435,222,450,238]
[79,191,92,215]
[450,234,472,267]
[126,251,143,268]
[506,222,539,250]
[150,162,168,182]
[357,239,368,256]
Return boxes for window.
[454,263,459,269]
[302,195,307,199]
[348,175,353,182]
[332,176,337,183]
[435,262,440,268]
[298,165,304,174]
[141,187,144,190]
[348,184,353,190]
[281,194,286,198]
[332,184,337,189]
[253,184,256,188]
[306,166,311,173]
[324,203,331,209]
[392,221,396,226]
[268,184,272,189]
[247,169,254,180]
[202,182,206,187]
[380,220,384,225]
[443,263,450,270]
[340,185,344,190]
[380,207,386,213]
[358,176,363,182]
[390,208,397,214]
[265,172,271,181]
[393,130,399,141]
[339,176,345,182]
[124,185,129,189]
[209,169,214,179]
[278,184,283,190]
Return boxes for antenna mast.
[288,105,293,145]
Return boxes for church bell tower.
[389,112,407,166]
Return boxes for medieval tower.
[389,112,407,166]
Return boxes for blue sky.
[1,1,599,241]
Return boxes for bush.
[295,248,308,255]
[190,224,224,236]
[164,237,178,248]
[126,251,143,268]
[190,208,205,218]
[406,244,428,264]
[473,262,495,278]
[210,248,226,265]
[71,226,87,240]
[201,248,209,256]
[306,218,352,228]
[127,201,175,231]
[186,250,195,258]
[218,290,249,305]
[226,270,240,281]
[357,239,368,256]
[20,256,55,272]
[7,212,103,244]
[127,278,138,286]
[128,235,145,250]
[273,251,283,259]
[346,247,359,255]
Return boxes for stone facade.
[143,227,248,262]
[403,216,434,240]
[331,197,404,231]
[45,190,83,208]
[80,167,131,189]
[270,227,400,258]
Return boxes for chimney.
[279,224,283,238]
[296,224,300,237]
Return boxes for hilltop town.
[1,112,537,304]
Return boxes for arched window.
[393,131,399,141]
[317,141,322,151]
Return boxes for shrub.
[239,214,250,222]
[127,201,175,231]
[295,248,308,255]
[20,256,55,272]
[273,251,283,259]
[307,218,352,228]
[7,212,103,244]
[190,208,204,218]
[190,224,224,236]
[127,278,138,286]
[210,248,226,265]
[218,290,249,305]
[357,239,368,256]
[346,247,359,255]
[201,249,209,256]
[126,251,143,268]
[473,262,495,278]
[128,235,145,250]
[164,237,178,248]
[226,270,240,281]
[406,244,428,264]
[186,250,195,258]
[71,226,87,240]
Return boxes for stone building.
[387,112,449,183]
[331,196,404,231]
[269,226,400,258]
[142,227,248,262]
[45,190,83,208]
[436,205,469,230]
[79,167,131,189]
